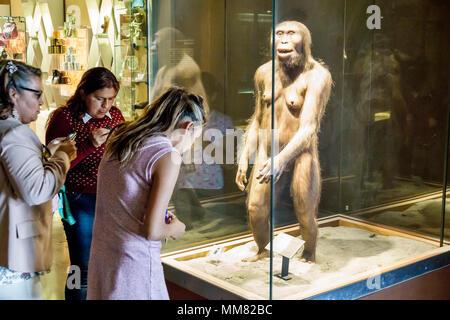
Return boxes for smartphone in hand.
[68,132,77,141]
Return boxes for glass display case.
[113,0,149,120]
[156,0,450,300]
[0,16,26,62]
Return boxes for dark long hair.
[65,67,120,119]
[0,60,41,120]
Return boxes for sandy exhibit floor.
[357,198,450,239]
[184,226,437,299]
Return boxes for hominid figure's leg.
[244,153,292,262]
[244,149,271,262]
[290,151,320,263]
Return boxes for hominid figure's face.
[275,23,303,61]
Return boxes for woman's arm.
[143,151,185,241]
[46,108,95,169]
[1,126,71,206]
[45,109,72,144]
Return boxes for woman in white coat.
[0,60,77,300]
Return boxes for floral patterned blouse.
[0,266,44,286]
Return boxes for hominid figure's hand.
[235,158,248,191]
[257,155,287,184]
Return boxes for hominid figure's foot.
[242,250,270,262]
[300,250,316,264]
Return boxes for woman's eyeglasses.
[18,86,43,99]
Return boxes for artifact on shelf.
[134,72,146,82]
[52,69,62,84]
[64,11,77,38]
[119,14,131,39]
[48,31,67,54]
[51,69,72,85]
[101,16,110,34]
[62,47,81,71]
[130,12,145,44]
[119,55,138,80]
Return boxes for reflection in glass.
[150,27,209,112]
[344,0,450,241]
[156,0,450,301]
[150,1,270,253]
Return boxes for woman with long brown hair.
[45,67,124,300]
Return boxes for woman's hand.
[167,215,186,240]
[55,140,77,162]
[89,128,111,148]
[165,210,176,224]
[46,137,68,155]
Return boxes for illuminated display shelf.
[113,0,148,120]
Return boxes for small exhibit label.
[265,232,305,259]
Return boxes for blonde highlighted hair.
[105,86,205,167]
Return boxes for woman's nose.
[101,101,109,109]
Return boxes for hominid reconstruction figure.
[236,21,332,263]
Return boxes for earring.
[12,108,20,120]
